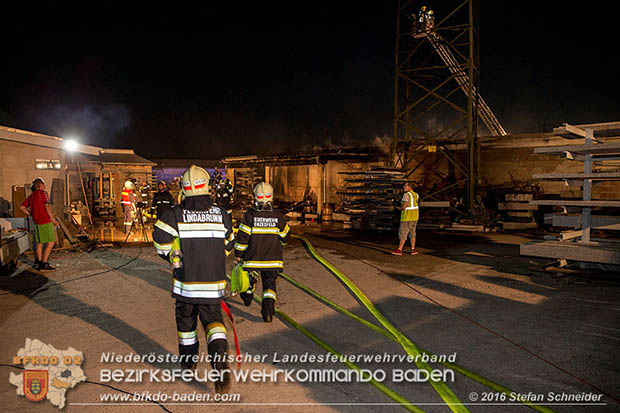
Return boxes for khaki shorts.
[399,220,417,240]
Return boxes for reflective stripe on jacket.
[234,208,290,270]
[152,195,234,304]
[121,189,134,205]
[401,191,419,222]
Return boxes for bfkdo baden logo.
[24,370,49,402]
[9,338,87,409]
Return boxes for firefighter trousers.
[175,300,228,368]
[122,205,133,233]
[260,270,279,318]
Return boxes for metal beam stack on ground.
[520,123,620,267]
[337,168,406,231]
[498,193,538,230]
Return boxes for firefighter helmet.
[253,182,273,209]
[230,264,251,294]
[124,180,134,189]
[181,165,210,197]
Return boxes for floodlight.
[64,139,79,152]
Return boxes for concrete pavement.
[1,225,618,412]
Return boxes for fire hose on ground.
[282,237,554,412]
[292,235,467,413]
[250,292,425,413]
[231,235,555,412]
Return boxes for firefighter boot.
[240,272,257,307]
[261,286,276,322]
[261,298,275,323]
[240,291,253,306]
[209,340,231,394]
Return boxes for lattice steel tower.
[393,0,505,209]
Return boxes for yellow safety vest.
[400,190,419,222]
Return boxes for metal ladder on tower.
[427,32,507,136]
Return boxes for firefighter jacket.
[153,195,235,304]
[215,179,233,213]
[153,189,175,219]
[121,189,135,206]
[234,208,290,270]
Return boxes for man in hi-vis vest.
[392,182,419,256]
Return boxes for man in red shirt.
[20,178,59,272]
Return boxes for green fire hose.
[279,270,554,413]
[293,235,468,413]
[248,293,425,412]
[226,274,424,411]
[227,235,555,412]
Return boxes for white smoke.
[53,103,131,142]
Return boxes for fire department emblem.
[10,339,87,409]
[23,370,49,402]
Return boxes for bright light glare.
[64,139,79,152]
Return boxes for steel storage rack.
[520,123,620,267]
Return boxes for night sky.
[1,2,618,160]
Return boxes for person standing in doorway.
[20,178,58,271]
[392,182,419,256]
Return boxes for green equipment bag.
[230,263,251,294]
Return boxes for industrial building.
[0,125,155,236]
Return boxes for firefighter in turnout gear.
[121,180,136,234]
[152,165,235,393]
[152,180,175,219]
[234,182,290,322]
[214,177,234,218]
